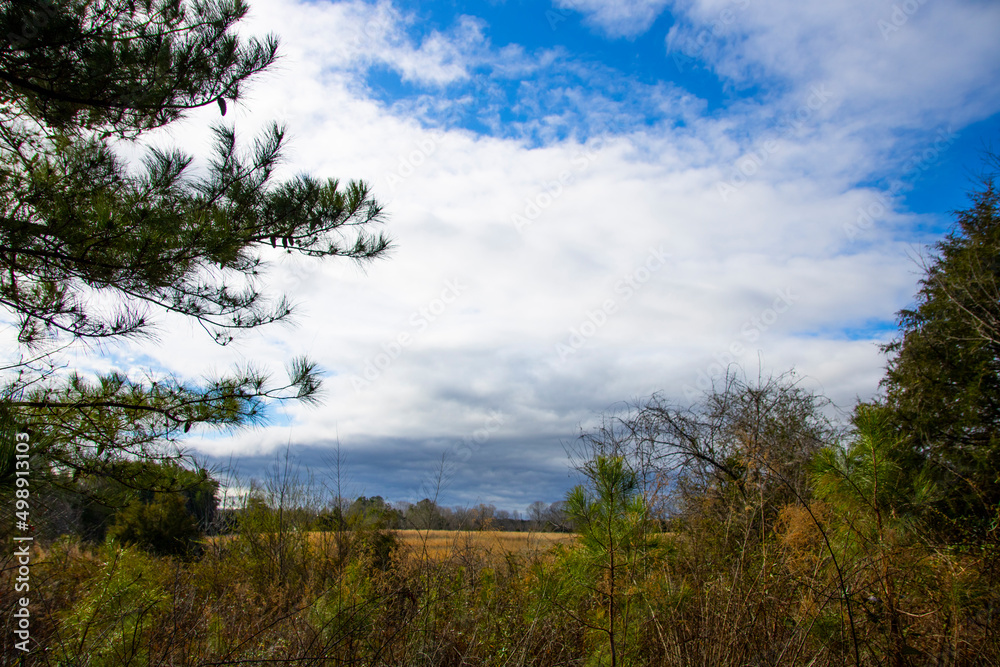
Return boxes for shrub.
[106,492,203,558]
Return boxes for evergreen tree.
[882,169,1000,531]
[0,1,390,480]
[106,491,203,558]
[565,456,658,667]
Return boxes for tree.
[527,500,548,529]
[564,456,658,667]
[527,500,570,531]
[406,498,446,530]
[0,1,390,481]
[345,495,400,532]
[106,491,203,558]
[574,369,838,527]
[812,404,935,666]
[881,166,1000,531]
[41,458,219,542]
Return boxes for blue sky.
[352,0,1000,221]
[33,0,999,512]
[358,0,741,134]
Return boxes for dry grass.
[394,529,575,560]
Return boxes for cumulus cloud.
[666,0,1000,169]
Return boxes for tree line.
[307,496,571,533]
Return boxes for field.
[393,529,575,559]
[213,529,576,559]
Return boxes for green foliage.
[882,175,1000,530]
[567,457,654,565]
[310,496,400,572]
[56,545,170,666]
[811,404,941,665]
[74,461,219,557]
[47,459,219,543]
[565,456,660,666]
[344,496,401,570]
[1,0,277,136]
[348,495,397,525]
[308,556,386,654]
[812,404,936,535]
[233,493,308,582]
[107,491,203,558]
[12,518,1000,666]
[408,497,448,529]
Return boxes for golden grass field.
[210,529,576,561]
[393,529,575,560]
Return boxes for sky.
[59,0,1000,511]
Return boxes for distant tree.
[407,498,446,530]
[347,495,397,528]
[881,167,1000,531]
[544,501,570,531]
[527,500,570,531]
[473,503,497,529]
[0,0,389,486]
[527,500,548,528]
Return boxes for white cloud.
[667,0,1000,163]
[240,0,494,88]
[554,0,672,38]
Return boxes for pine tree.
[0,1,390,483]
[565,456,658,666]
[881,169,1000,532]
